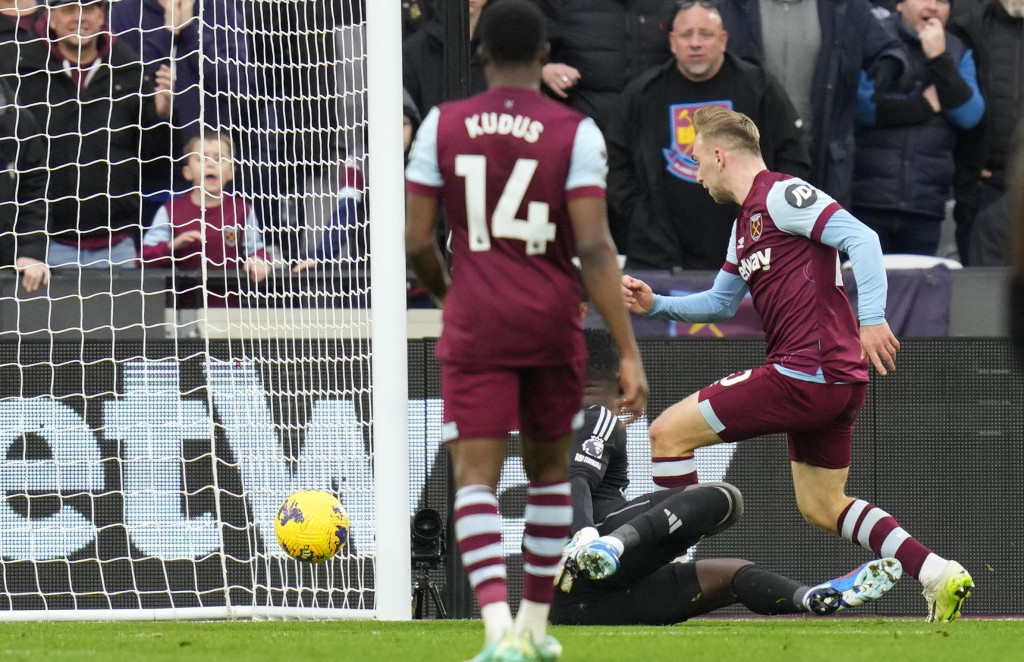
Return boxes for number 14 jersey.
[406,86,607,367]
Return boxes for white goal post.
[0,0,409,620]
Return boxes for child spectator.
[142,130,272,283]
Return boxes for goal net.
[0,0,409,620]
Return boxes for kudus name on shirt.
[738,248,772,280]
[465,112,544,143]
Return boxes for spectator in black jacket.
[0,78,49,292]
[950,0,989,19]
[402,0,488,116]
[17,0,172,268]
[716,0,907,207]
[852,0,984,257]
[608,1,810,269]
[538,0,677,133]
[0,0,46,86]
[950,0,1024,264]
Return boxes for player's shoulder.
[579,404,620,440]
[763,172,836,215]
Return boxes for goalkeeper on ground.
[549,329,903,625]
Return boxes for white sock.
[918,553,948,587]
[598,535,625,556]
[514,599,549,645]
[481,602,513,644]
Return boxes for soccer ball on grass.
[275,490,350,563]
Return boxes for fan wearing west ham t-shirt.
[404,2,648,661]
[141,130,272,282]
[607,106,973,623]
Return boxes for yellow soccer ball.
[274,490,350,563]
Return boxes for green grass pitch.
[0,618,1022,662]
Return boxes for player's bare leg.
[791,461,974,621]
[647,390,721,488]
[449,438,515,651]
[513,434,573,662]
[789,462,854,533]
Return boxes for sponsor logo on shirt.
[738,248,771,281]
[784,183,818,208]
[582,435,604,459]
[574,453,603,470]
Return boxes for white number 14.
[455,154,556,255]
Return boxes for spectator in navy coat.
[852,0,984,256]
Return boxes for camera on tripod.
[411,508,447,619]
[411,508,446,567]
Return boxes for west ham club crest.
[749,213,762,241]
[663,100,732,182]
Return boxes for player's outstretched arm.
[860,322,900,376]
[405,193,448,306]
[570,197,648,422]
[624,269,746,322]
[621,274,654,314]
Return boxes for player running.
[581,106,971,622]
[551,329,902,625]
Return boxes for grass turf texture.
[0,619,1020,661]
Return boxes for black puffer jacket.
[0,79,47,265]
[539,0,677,131]
[853,15,976,219]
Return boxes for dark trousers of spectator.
[965,180,1009,266]
[854,207,943,257]
[954,179,1007,265]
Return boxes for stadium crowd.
[400,0,1022,271]
[0,0,1021,293]
[0,0,363,292]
